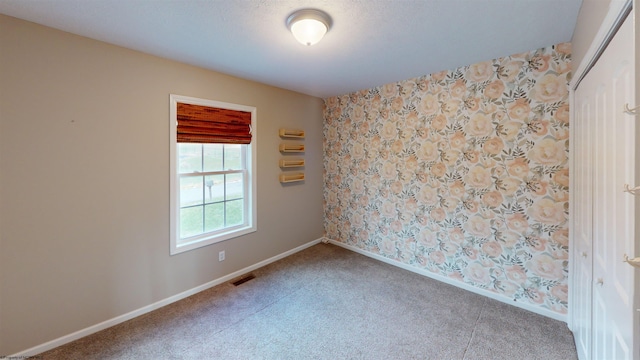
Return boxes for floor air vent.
[232,274,256,286]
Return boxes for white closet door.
[573,14,635,360]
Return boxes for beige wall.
[0,14,324,355]
[571,0,614,69]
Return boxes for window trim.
[169,94,257,255]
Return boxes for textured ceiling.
[0,0,582,98]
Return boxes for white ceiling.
[0,0,582,98]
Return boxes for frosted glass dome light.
[286,9,332,46]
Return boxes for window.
[170,95,256,255]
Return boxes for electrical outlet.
[219,250,225,262]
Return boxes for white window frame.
[169,94,257,255]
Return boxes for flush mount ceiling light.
[286,9,332,46]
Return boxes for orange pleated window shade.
[177,103,252,144]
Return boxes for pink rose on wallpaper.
[498,177,522,196]
[483,137,504,155]
[448,227,465,244]
[529,137,567,166]
[482,241,503,258]
[420,94,439,115]
[418,141,439,162]
[379,238,397,257]
[381,83,398,98]
[417,186,438,206]
[432,70,448,81]
[507,98,531,121]
[448,180,466,199]
[533,74,568,102]
[552,168,569,187]
[380,121,397,140]
[351,212,364,229]
[418,228,438,248]
[499,281,521,296]
[450,79,467,98]
[381,201,397,219]
[507,157,529,177]
[441,99,460,116]
[441,242,458,256]
[353,105,365,122]
[406,112,419,128]
[381,162,397,180]
[526,254,564,280]
[352,178,364,195]
[528,198,566,225]
[442,197,460,213]
[466,113,493,137]
[482,191,503,208]
[351,142,365,160]
[430,162,446,178]
[430,208,446,222]
[556,42,571,55]
[391,139,404,153]
[430,250,446,264]
[552,127,569,141]
[506,213,529,233]
[506,265,528,285]
[464,97,481,112]
[500,231,521,247]
[467,61,494,82]
[443,149,461,166]
[484,80,505,99]
[431,114,447,131]
[390,181,403,194]
[405,156,418,172]
[464,215,492,238]
[497,60,523,82]
[391,97,404,112]
[551,228,569,247]
[466,166,493,189]
[498,121,521,142]
[465,262,492,285]
[449,131,466,149]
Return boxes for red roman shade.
[177,103,252,144]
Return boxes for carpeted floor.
[37,243,577,359]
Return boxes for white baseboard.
[324,238,567,323]
[11,238,323,357]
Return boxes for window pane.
[180,206,203,239]
[204,203,224,232]
[224,144,242,170]
[226,200,244,227]
[178,143,202,173]
[226,173,244,200]
[203,144,223,172]
[204,175,224,204]
[180,176,203,207]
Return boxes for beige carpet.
[38,243,577,359]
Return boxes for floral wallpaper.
[323,43,571,315]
